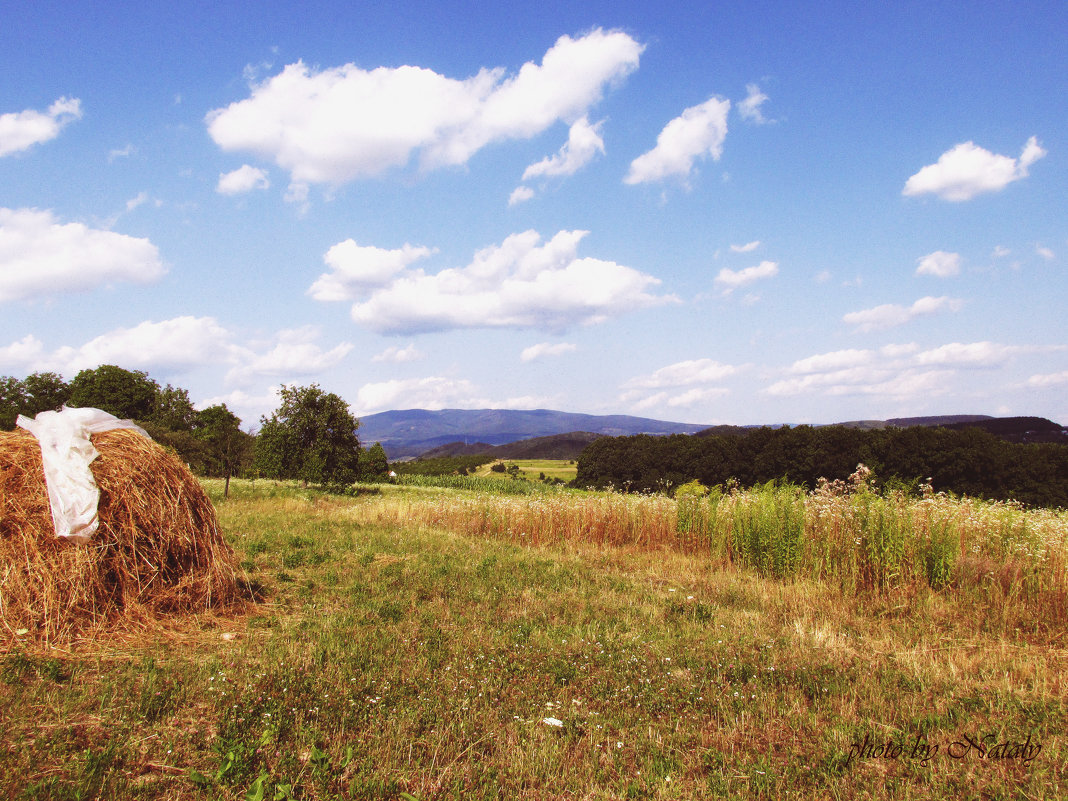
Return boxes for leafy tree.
[194,404,253,497]
[255,384,361,486]
[150,384,197,431]
[359,442,390,481]
[0,376,27,429]
[21,372,71,417]
[68,365,159,421]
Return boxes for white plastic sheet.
[17,407,151,544]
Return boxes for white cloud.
[125,192,150,212]
[767,340,1062,400]
[0,317,237,375]
[0,334,46,369]
[767,363,953,399]
[108,144,135,162]
[65,317,238,373]
[309,240,435,301]
[226,326,353,384]
[713,260,778,293]
[509,185,535,206]
[667,387,729,407]
[738,83,771,124]
[903,136,1047,201]
[622,358,739,413]
[206,29,642,190]
[730,240,760,253]
[520,342,577,362]
[522,116,605,180]
[1036,245,1055,261]
[916,250,961,278]
[372,343,424,363]
[0,97,82,157]
[355,376,485,414]
[842,296,963,332]
[217,164,270,195]
[625,358,738,389]
[0,207,165,302]
[787,349,875,375]
[333,229,674,335]
[913,341,1030,367]
[625,96,731,185]
[0,318,352,389]
[1027,371,1068,388]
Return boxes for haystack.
[0,427,245,646]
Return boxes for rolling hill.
[358,408,712,459]
[360,409,1066,460]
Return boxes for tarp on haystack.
[0,408,246,646]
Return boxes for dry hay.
[0,427,247,647]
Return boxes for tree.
[194,404,253,497]
[0,376,27,429]
[254,384,361,486]
[150,384,197,431]
[359,442,389,481]
[21,372,71,417]
[68,365,159,421]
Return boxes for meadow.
[474,460,578,483]
[1,474,1065,800]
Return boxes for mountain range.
[360,409,1067,460]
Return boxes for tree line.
[0,365,390,492]
[574,424,1068,508]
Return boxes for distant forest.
[576,424,1068,508]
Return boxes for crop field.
[1,477,1065,800]
[475,459,578,482]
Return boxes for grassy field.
[1,479,1065,799]
[474,459,578,482]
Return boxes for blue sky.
[1,1,1065,428]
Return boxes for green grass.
[1,479,1064,800]
[475,459,578,482]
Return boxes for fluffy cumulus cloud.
[0,207,165,302]
[314,229,674,335]
[624,358,738,389]
[522,116,605,180]
[916,250,961,278]
[520,342,577,362]
[0,317,237,375]
[508,185,535,206]
[309,240,435,301]
[842,296,963,332]
[0,317,352,388]
[621,358,739,411]
[217,164,270,194]
[766,341,1061,399]
[625,96,730,185]
[0,97,82,157]
[713,260,778,294]
[1027,370,1068,388]
[912,341,1034,367]
[206,29,642,196]
[354,376,484,414]
[226,326,353,384]
[903,136,1047,201]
